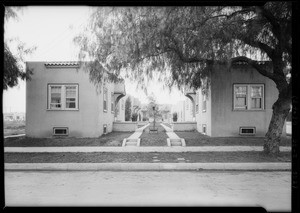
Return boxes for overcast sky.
[3,6,185,113]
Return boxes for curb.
[5,162,291,171]
[4,146,292,153]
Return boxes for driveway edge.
[5,162,291,171]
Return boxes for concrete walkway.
[122,123,150,146]
[4,146,291,153]
[4,162,291,171]
[4,134,26,139]
[160,123,186,146]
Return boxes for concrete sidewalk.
[4,162,291,171]
[4,146,291,153]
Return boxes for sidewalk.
[5,162,291,171]
[4,146,291,153]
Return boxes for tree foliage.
[74,4,291,91]
[75,3,293,154]
[125,97,132,121]
[4,7,36,90]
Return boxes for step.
[126,141,138,146]
[170,138,181,142]
[171,141,182,146]
[127,139,138,142]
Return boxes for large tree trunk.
[264,95,291,155]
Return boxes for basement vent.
[239,127,256,136]
[53,127,68,136]
[103,125,107,134]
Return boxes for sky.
[3,6,185,113]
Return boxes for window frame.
[48,84,79,111]
[195,92,199,114]
[233,84,265,111]
[202,92,207,113]
[103,88,108,112]
[103,124,107,134]
[111,92,114,113]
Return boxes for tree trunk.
[264,95,291,155]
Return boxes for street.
[5,170,291,211]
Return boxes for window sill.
[104,110,107,113]
[233,109,265,112]
[47,109,79,111]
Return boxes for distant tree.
[74,3,293,155]
[131,112,138,121]
[4,7,36,90]
[125,97,132,121]
[173,112,178,122]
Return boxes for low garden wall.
[113,122,138,132]
[172,122,197,131]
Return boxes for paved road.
[5,171,291,211]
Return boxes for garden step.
[171,141,182,146]
[170,138,182,142]
[125,141,138,146]
[127,139,138,142]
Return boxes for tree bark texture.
[264,95,291,155]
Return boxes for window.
[48,84,78,110]
[53,127,68,136]
[239,127,256,136]
[195,92,199,114]
[103,88,108,112]
[202,92,207,112]
[233,84,264,110]
[103,125,107,134]
[111,92,114,113]
[65,86,77,109]
[202,124,207,135]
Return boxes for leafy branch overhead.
[74,3,291,92]
[4,7,36,90]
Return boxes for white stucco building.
[26,61,126,138]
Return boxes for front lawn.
[4,151,291,163]
[175,131,292,146]
[140,123,168,146]
[4,131,134,147]
[3,120,25,136]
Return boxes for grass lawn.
[4,151,291,163]
[4,131,134,147]
[175,131,292,146]
[140,123,168,146]
[3,120,25,136]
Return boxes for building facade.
[185,62,286,137]
[26,61,125,138]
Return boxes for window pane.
[65,86,77,109]
[235,97,247,108]
[235,86,247,97]
[251,98,262,109]
[251,86,262,98]
[66,102,76,108]
[50,86,61,109]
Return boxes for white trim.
[233,84,264,111]
[48,84,78,110]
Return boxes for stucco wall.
[172,122,197,131]
[195,86,212,136]
[210,64,280,137]
[26,62,116,138]
[113,122,137,132]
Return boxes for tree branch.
[230,56,276,81]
